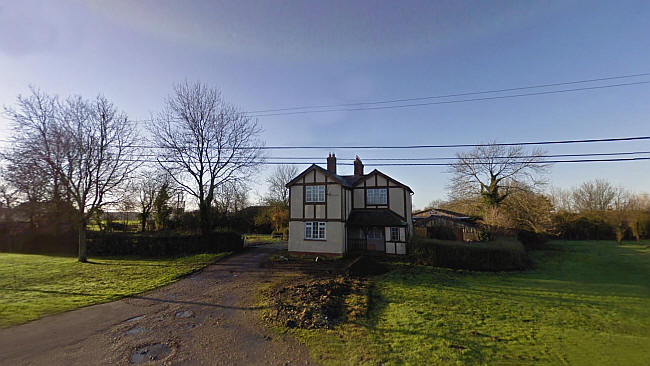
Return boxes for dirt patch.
[130,343,173,364]
[264,276,370,329]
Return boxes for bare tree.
[0,158,49,228]
[549,186,574,212]
[572,179,621,212]
[449,143,548,208]
[503,189,554,234]
[151,81,264,235]
[424,199,445,210]
[0,180,18,209]
[265,164,297,206]
[215,181,249,215]
[0,176,19,223]
[5,89,139,261]
[133,170,171,232]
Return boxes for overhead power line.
[1,135,649,151]
[247,72,650,114]
[4,156,649,167]
[232,151,650,161]
[247,81,650,117]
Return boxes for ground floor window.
[390,227,400,241]
[305,222,326,239]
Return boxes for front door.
[367,227,385,251]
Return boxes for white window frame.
[366,188,387,205]
[305,185,326,203]
[390,227,400,241]
[305,222,326,240]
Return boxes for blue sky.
[1,0,649,209]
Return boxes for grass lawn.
[286,240,650,365]
[0,252,229,327]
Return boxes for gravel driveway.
[0,243,316,365]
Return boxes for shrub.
[516,230,549,250]
[87,231,243,257]
[553,212,616,240]
[408,237,530,271]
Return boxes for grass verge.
[263,240,650,365]
[0,252,229,327]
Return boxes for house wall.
[353,188,364,208]
[288,221,346,254]
[384,226,407,255]
[290,185,303,218]
[344,189,353,220]
[406,193,413,238]
[287,166,413,255]
[288,167,348,254]
[289,169,343,221]
[352,172,411,224]
[327,184,342,219]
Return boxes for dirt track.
[0,243,317,365]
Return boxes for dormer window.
[367,188,387,205]
[305,185,325,202]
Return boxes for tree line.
[1,82,264,262]
[434,143,649,243]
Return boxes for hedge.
[409,237,530,271]
[516,230,550,250]
[87,231,243,257]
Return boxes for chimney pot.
[327,153,337,174]
[354,156,364,176]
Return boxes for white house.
[286,154,413,255]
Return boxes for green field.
[244,233,286,244]
[0,252,228,327]
[289,241,650,365]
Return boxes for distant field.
[244,233,286,244]
[0,252,228,327]
[286,240,650,365]
[87,219,140,231]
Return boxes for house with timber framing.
[286,154,413,255]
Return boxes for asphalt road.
[0,244,316,365]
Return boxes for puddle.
[126,327,146,335]
[182,322,199,330]
[125,315,145,322]
[130,343,172,364]
[175,310,193,318]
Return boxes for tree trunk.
[140,213,147,232]
[78,218,88,262]
[199,201,212,237]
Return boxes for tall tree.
[502,188,554,234]
[153,177,173,231]
[151,81,264,236]
[449,143,548,208]
[572,179,621,212]
[265,164,298,206]
[5,89,139,261]
[133,171,170,232]
[214,181,249,215]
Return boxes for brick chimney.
[327,153,337,174]
[354,156,364,176]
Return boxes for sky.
[1,0,649,209]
